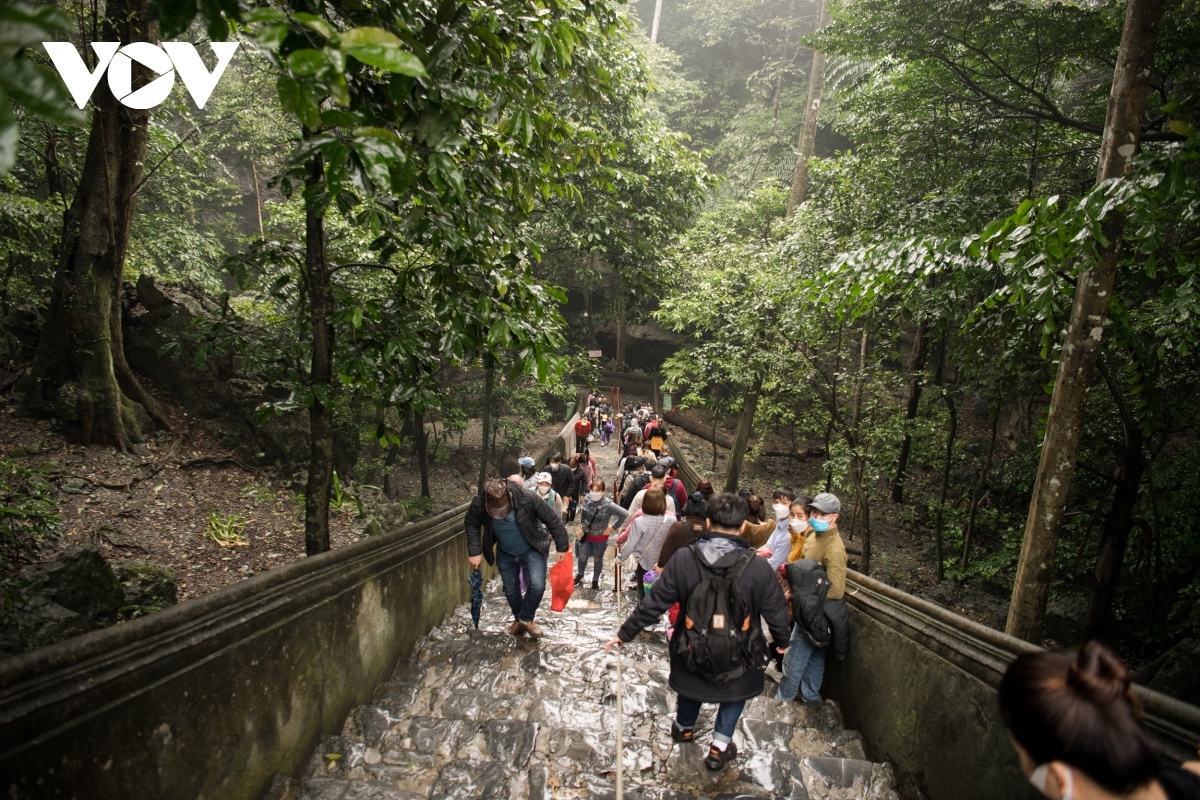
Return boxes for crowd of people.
[464,392,1200,792]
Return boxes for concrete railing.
[0,412,581,800]
[824,570,1200,800]
[665,432,703,495]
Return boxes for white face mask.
[789,518,808,534]
[1029,764,1073,800]
[537,485,550,496]
[774,503,790,520]
[587,491,603,502]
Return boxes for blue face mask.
[810,517,831,533]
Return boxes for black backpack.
[672,546,765,684]
[785,559,832,648]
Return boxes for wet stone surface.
[295,572,900,800]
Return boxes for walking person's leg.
[799,647,827,703]
[495,550,525,634]
[517,549,548,632]
[776,624,816,701]
[575,538,587,583]
[673,694,702,740]
[711,700,747,749]
[590,539,606,586]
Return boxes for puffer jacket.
[464,483,569,565]
[825,596,850,660]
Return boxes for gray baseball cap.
[810,492,841,514]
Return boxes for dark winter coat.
[547,462,575,500]
[464,483,570,565]
[825,597,850,660]
[620,472,651,508]
[571,465,588,500]
[618,533,790,703]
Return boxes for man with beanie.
[775,492,848,703]
[465,479,570,639]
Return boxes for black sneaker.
[591,580,600,590]
[573,574,583,587]
[704,742,737,770]
[670,722,694,743]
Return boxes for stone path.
[290,427,900,799]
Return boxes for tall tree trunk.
[932,393,957,582]
[1081,363,1145,642]
[478,358,495,494]
[961,412,999,570]
[712,412,718,472]
[413,409,430,498]
[22,0,168,450]
[251,162,264,238]
[584,252,599,350]
[615,285,627,370]
[785,0,830,218]
[849,326,871,573]
[650,0,664,43]
[44,128,65,202]
[384,442,402,498]
[1080,434,1143,643]
[891,322,929,503]
[303,152,334,556]
[724,374,762,492]
[1006,0,1165,643]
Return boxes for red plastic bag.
[549,551,574,612]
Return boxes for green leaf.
[340,27,403,48]
[287,48,327,76]
[292,13,336,40]
[428,153,464,197]
[353,127,407,192]
[344,44,428,77]
[277,75,320,129]
[257,24,289,50]
[243,7,286,23]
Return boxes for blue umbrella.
[469,568,483,629]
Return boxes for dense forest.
[0,0,1198,690]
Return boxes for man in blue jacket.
[465,479,569,639]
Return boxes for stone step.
[293,573,899,800]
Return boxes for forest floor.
[664,409,1077,646]
[0,387,563,604]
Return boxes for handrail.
[665,432,704,495]
[840,569,1200,766]
[0,409,583,800]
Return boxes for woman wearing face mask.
[575,480,630,589]
[999,641,1200,800]
[758,488,797,571]
[786,498,812,563]
[534,473,564,521]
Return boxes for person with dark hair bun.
[999,640,1200,799]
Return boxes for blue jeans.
[675,696,747,746]
[496,548,547,623]
[575,538,608,583]
[775,623,826,703]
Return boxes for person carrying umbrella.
[465,479,570,639]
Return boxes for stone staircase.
[286,577,900,800]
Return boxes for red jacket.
[574,419,593,438]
